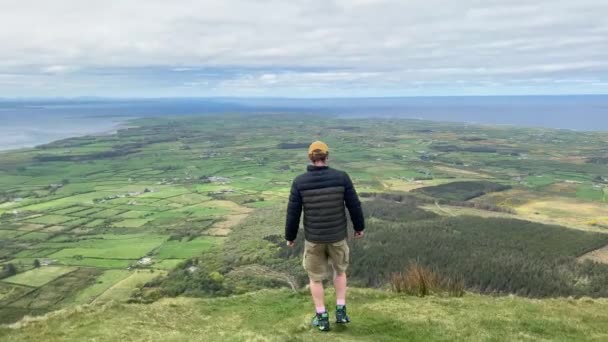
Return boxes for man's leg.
[309,279,326,313]
[328,240,351,323]
[309,278,330,331]
[303,240,330,329]
[334,271,347,306]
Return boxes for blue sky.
[1,0,607,97]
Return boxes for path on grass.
[433,201,455,216]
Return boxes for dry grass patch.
[381,178,455,192]
[207,213,250,236]
[474,189,608,232]
[16,224,45,232]
[550,155,588,164]
[434,165,493,178]
[473,188,536,207]
[41,226,66,233]
[390,263,464,297]
[516,198,608,231]
[544,181,579,194]
[424,203,608,233]
[579,245,608,264]
[205,201,252,236]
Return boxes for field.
[71,270,131,304]
[93,270,167,303]
[1,114,608,324]
[2,266,76,287]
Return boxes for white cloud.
[40,65,78,74]
[0,0,607,96]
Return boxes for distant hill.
[2,288,607,341]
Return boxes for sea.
[1,95,607,151]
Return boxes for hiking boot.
[335,305,351,324]
[312,312,331,331]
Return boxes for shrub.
[0,263,17,279]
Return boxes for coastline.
[0,116,136,153]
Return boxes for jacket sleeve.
[343,172,365,232]
[285,180,302,241]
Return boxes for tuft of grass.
[390,263,464,297]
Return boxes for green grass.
[89,209,127,219]
[245,200,277,208]
[167,193,211,205]
[154,237,222,259]
[24,215,74,225]
[45,234,167,260]
[0,230,24,239]
[55,258,136,269]
[71,207,104,216]
[117,210,151,219]
[14,248,59,258]
[2,288,608,341]
[173,204,232,218]
[111,218,151,228]
[51,206,89,215]
[2,266,77,287]
[16,192,107,211]
[84,219,105,227]
[14,232,51,242]
[524,175,558,188]
[576,185,605,201]
[138,187,190,199]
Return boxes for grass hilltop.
[2,288,608,341]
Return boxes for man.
[285,141,365,332]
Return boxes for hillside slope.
[2,288,607,341]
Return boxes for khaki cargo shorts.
[303,239,350,282]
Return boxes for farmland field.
[1,114,608,324]
[2,266,76,287]
[94,270,166,303]
[72,270,131,304]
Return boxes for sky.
[1,0,607,98]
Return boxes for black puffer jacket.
[285,165,364,243]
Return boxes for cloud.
[40,65,78,74]
[0,0,607,96]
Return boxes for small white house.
[138,257,153,266]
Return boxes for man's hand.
[286,240,295,248]
[354,231,364,239]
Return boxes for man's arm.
[285,180,302,242]
[343,172,365,232]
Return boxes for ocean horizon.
[1,95,607,151]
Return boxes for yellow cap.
[308,141,329,158]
